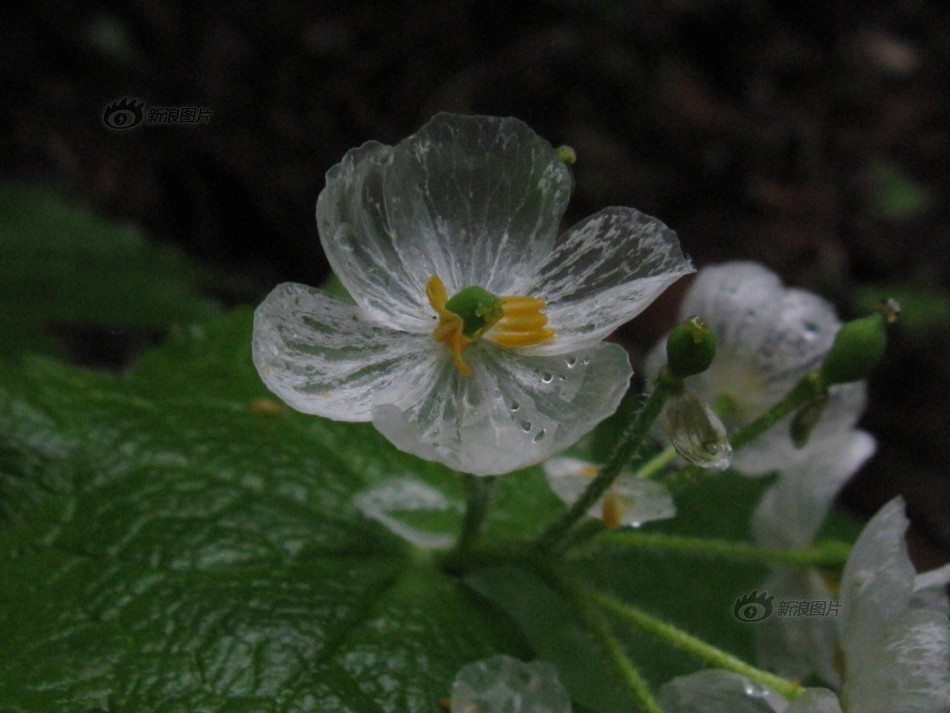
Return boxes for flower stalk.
[453,474,497,555]
[579,532,852,568]
[535,368,680,552]
[587,588,803,700]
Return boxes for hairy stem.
[581,532,851,568]
[535,372,678,552]
[588,588,802,700]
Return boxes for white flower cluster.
[657,498,950,713]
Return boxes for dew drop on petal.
[509,401,521,413]
[533,428,546,443]
[520,420,532,432]
[566,356,577,368]
[541,370,554,383]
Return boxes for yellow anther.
[427,274,555,375]
[485,296,555,348]
[602,491,627,529]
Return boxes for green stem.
[535,372,678,552]
[635,444,678,479]
[588,588,802,700]
[453,474,497,556]
[582,532,851,568]
[663,371,825,491]
[554,575,665,713]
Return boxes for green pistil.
[444,285,503,338]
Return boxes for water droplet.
[533,428,546,442]
[566,356,577,368]
[581,357,590,366]
[541,371,554,383]
[509,401,521,413]
[520,420,532,432]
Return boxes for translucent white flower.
[647,261,866,474]
[658,497,950,713]
[750,429,876,686]
[451,655,572,713]
[542,456,675,528]
[253,114,693,475]
[836,497,950,712]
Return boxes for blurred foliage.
[0,184,221,363]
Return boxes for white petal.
[542,457,675,526]
[529,207,693,353]
[786,689,844,713]
[316,115,573,330]
[451,655,572,713]
[252,283,424,421]
[679,262,843,415]
[839,497,917,649]
[657,670,788,713]
[751,430,876,549]
[913,563,950,614]
[842,607,950,713]
[839,497,950,713]
[754,568,841,687]
[353,478,459,549]
[372,342,631,476]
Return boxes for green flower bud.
[444,285,503,338]
[821,301,897,385]
[666,316,717,379]
[662,389,732,470]
[556,145,577,165]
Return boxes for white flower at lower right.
[657,497,950,713]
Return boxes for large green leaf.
[0,310,527,712]
[0,183,221,361]
[0,306,860,711]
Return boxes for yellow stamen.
[426,274,556,375]
[485,296,555,348]
[602,492,626,529]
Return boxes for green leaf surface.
[0,310,526,712]
[0,183,221,361]
[0,306,862,711]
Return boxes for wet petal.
[252,283,425,421]
[843,606,950,713]
[530,207,693,353]
[316,115,573,330]
[542,456,675,527]
[372,342,631,476]
[751,430,876,549]
[451,655,572,713]
[657,670,789,713]
[839,497,917,648]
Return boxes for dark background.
[4,0,948,567]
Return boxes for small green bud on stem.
[821,300,898,385]
[666,316,717,379]
[556,145,577,165]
